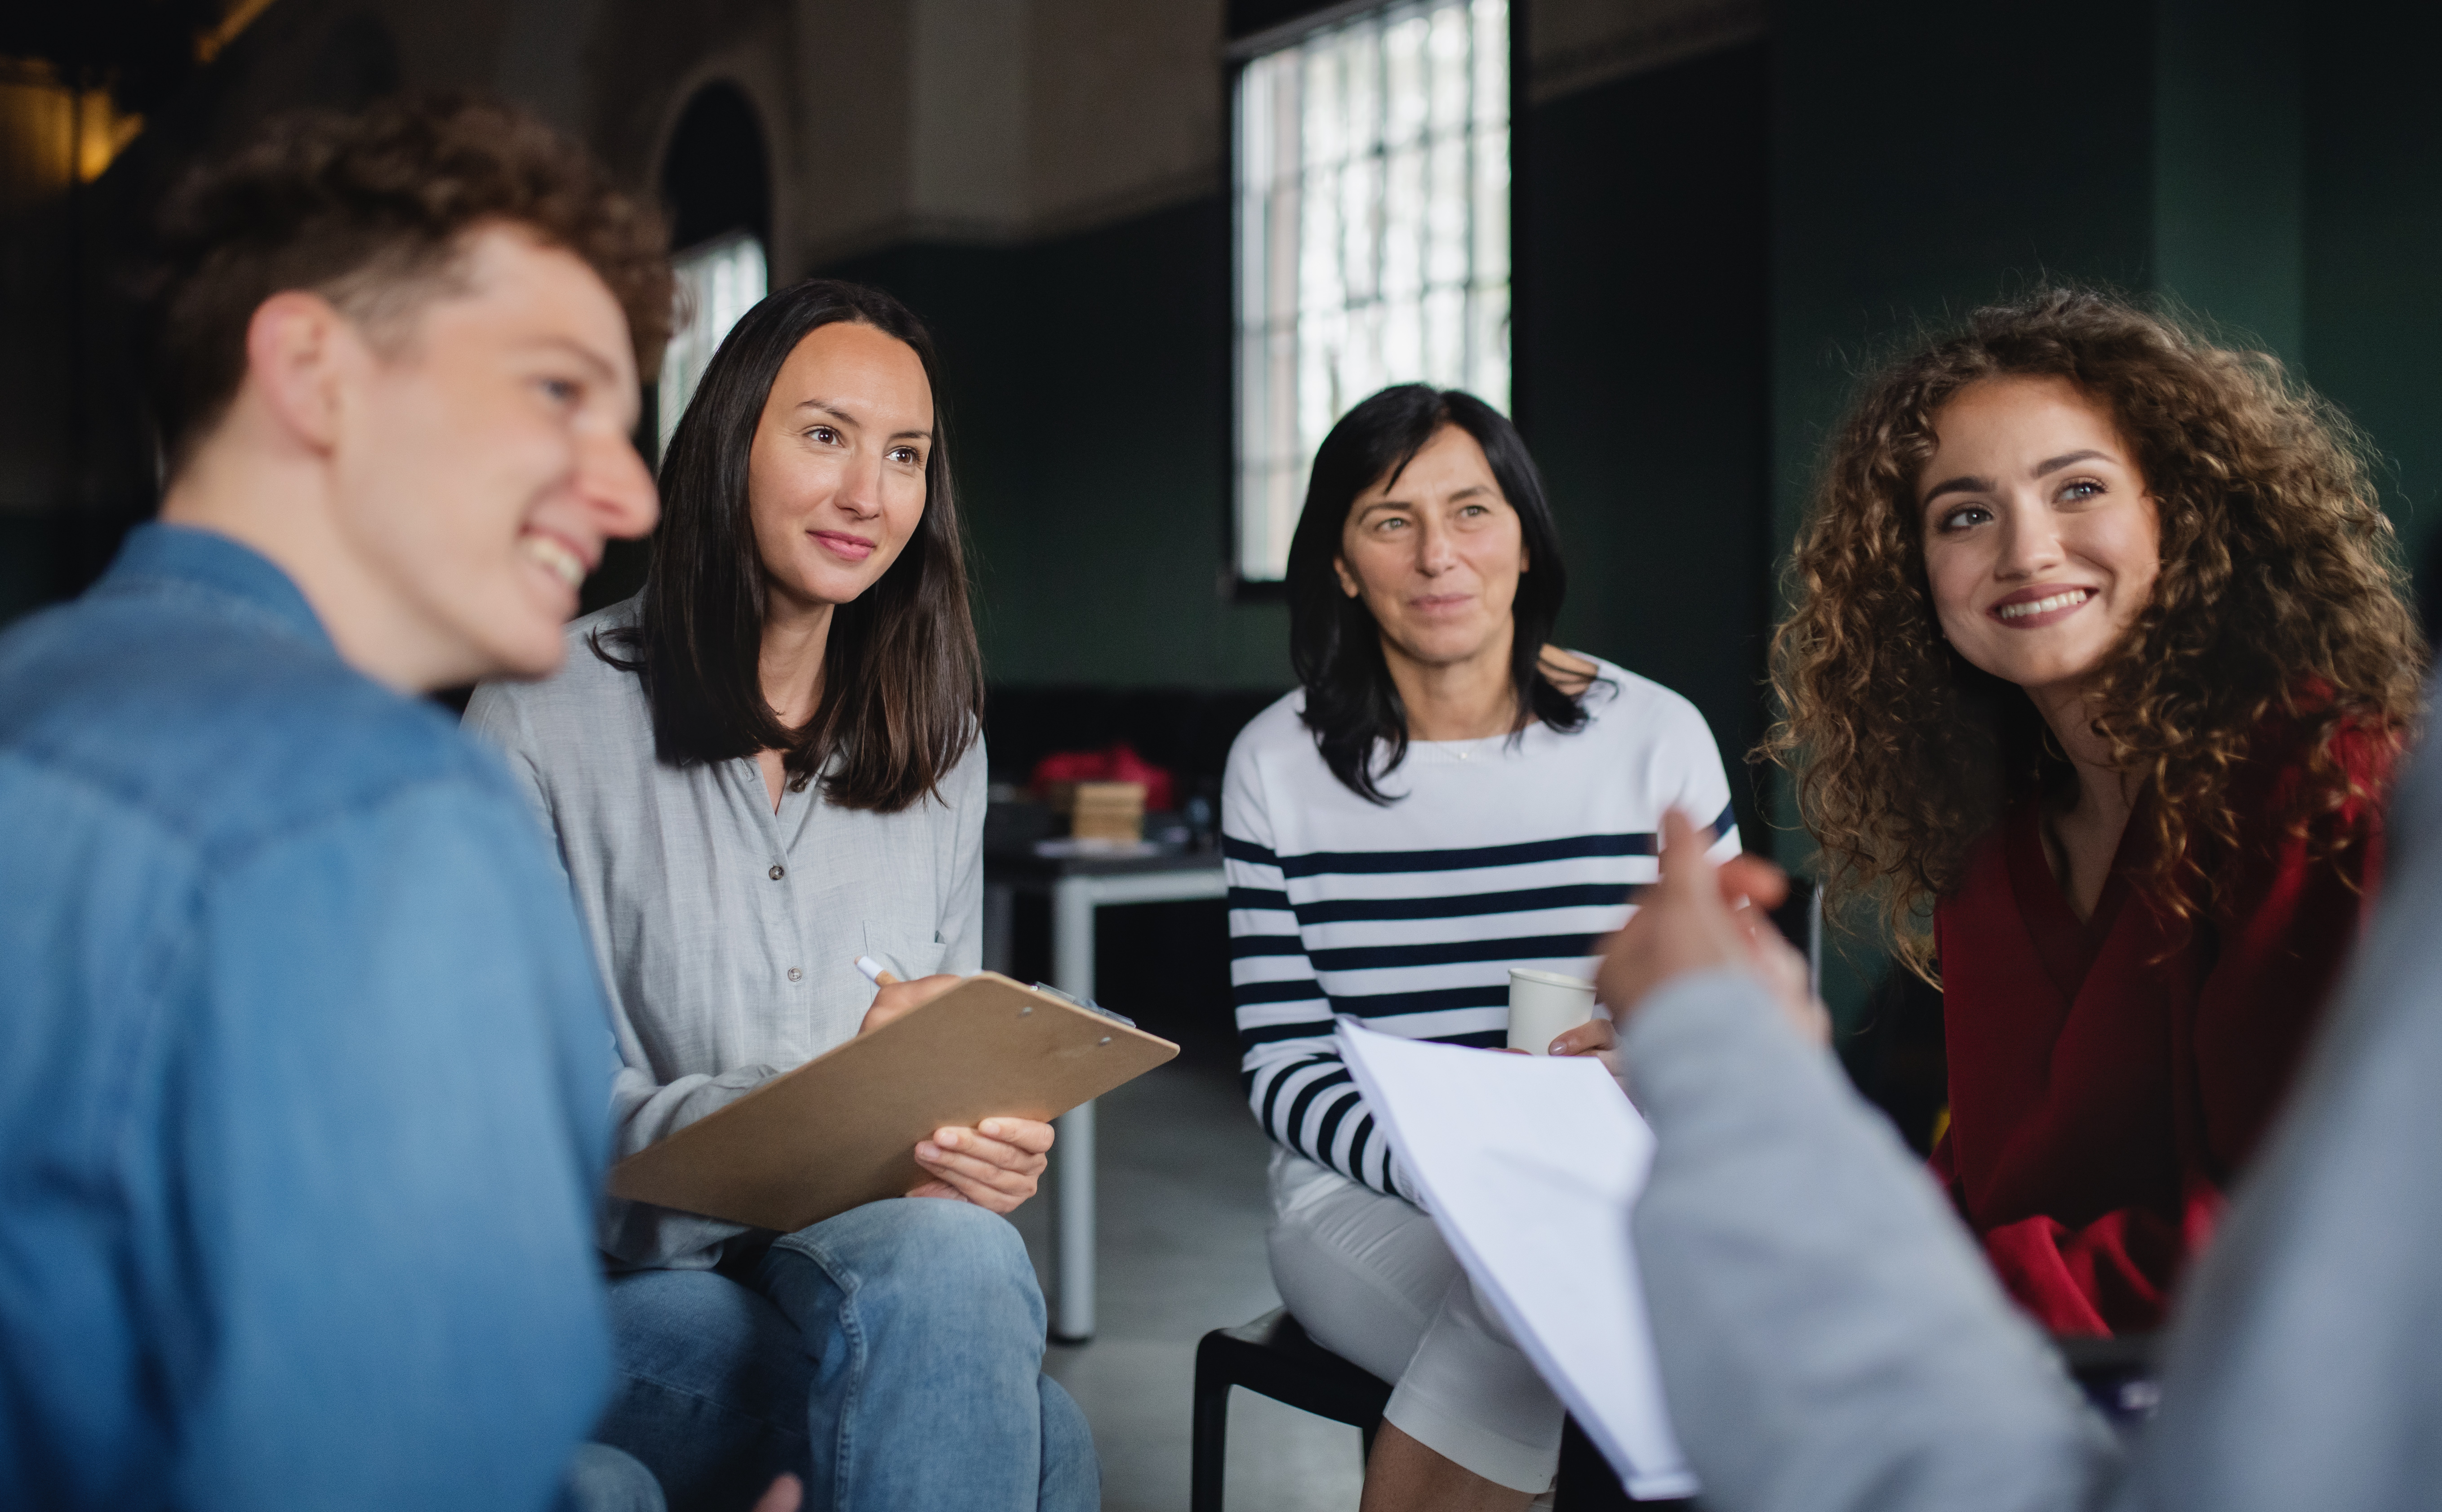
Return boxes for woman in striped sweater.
[1223,384,1739,1510]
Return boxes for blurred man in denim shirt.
[0,96,672,1510]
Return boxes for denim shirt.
[0,526,617,1511]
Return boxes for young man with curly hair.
[0,96,676,1509]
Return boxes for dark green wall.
[1771,0,2442,651]
[829,201,1294,691]
[1770,0,2158,569]
[2154,0,2304,364]
[2302,1,2442,603]
[1525,43,1773,838]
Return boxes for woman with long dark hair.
[1766,288,2422,1336]
[1222,384,1741,1510]
[466,279,1093,1512]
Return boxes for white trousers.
[1265,1148,1563,1494]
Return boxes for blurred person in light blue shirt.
[0,95,694,1512]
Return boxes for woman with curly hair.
[1767,288,2424,1336]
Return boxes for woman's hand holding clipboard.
[606,970,1178,1233]
[852,955,1055,1213]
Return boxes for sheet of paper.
[1335,1018,1697,1501]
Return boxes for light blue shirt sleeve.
[155,781,614,1510]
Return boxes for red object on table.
[1929,721,2390,1336]
[1027,743,1175,814]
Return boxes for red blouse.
[1928,732,2387,1336]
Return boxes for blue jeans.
[564,1444,664,1512]
[596,1198,1098,1512]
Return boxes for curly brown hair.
[142,91,671,475]
[1765,288,2424,979]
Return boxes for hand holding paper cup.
[1507,967,1598,1055]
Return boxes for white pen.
[853,954,901,987]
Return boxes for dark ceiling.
[0,1,226,110]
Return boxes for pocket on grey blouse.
[862,923,947,981]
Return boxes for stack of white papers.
[1334,1019,1697,1501]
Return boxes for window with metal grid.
[1233,0,1511,584]
[656,231,768,461]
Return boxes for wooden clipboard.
[606,972,1179,1232]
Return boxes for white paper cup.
[1506,968,1598,1055]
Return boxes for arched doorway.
[661,80,770,252]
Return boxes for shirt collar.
[97,523,335,653]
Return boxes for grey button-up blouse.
[465,598,984,1269]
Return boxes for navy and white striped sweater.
[1222,661,1739,1199]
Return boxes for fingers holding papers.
[1546,1012,1621,1076]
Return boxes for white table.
[985,853,1227,1342]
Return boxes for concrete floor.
[1010,1060,1369,1512]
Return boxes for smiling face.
[1918,375,2162,701]
[745,320,935,620]
[1333,423,1528,673]
[331,223,657,682]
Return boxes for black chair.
[1190,1309,1687,1509]
[1191,1310,1388,1512]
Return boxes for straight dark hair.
[1286,384,1585,803]
[595,278,981,812]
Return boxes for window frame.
[1223,0,1525,602]
[654,229,770,467]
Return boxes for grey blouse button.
[768,863,785,880]
[787,967,803,982]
